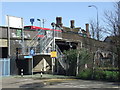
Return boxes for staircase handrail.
[29,35,50,53]
[56,44,64,56]
[40,35,53,53]
[27,29,43,47]
[56,44,66,69]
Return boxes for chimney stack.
[56,17,63,27]
[70,20,75,29]
[85,23,90,38]
[86,23,89,32]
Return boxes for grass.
[2,74,76,80]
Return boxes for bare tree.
[103,2,120,36]
[89,19,104,40]
[90,20,96,39]
[103,1,120,80]
[103,2,120,51]
[103,10,118,36]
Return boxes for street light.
[51,22,56,51]
[37,19,41,27]
[51,22,56,74]
[88,5,99,40]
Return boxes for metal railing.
[24,34,53,55]
[27,29,43,47]
[23,27,63,55]
[39,34,53,53]
[56,44,67,70]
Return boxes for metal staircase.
[24,29,43,55]
[24,28,67,70]
[56,44,67,70]
[24,29,53,55]
[39,35,53,54]
[27,29,42,47]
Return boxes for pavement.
[1,74,120,89]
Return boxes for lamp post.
[88,5,99,40]
[51,22,56,74]
[51,22,56,51]
[37,19,41,27]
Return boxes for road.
[43,79,120,88]
[1,75,120,89]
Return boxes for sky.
[1,1,116,30]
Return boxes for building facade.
[0,17,115,75]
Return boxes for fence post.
[40,69,43,78]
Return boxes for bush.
[77,69,92,79]
[94,70,106,80]
[77,69,119,81]
[104,71,119,81]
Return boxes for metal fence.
[0,58,10,76]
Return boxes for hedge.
[77,69,119,81]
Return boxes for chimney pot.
[85,23,90,38]
[56,17,63,27]
[86,23,89,32]
[70,20,75,28]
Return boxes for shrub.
[77,69,119,81]
[104,71,119,81]
[94,70,106,80]
[77,69,92,79]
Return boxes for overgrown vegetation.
[77,69,119,82]
[63,48,119,82]
[63,49,78,76]
[63,48,93,76]
[88,2,120,81]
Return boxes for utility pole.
[42,19,46,28]
[21,18,25,55]
[7,15,10,57]
[51,22,56,74]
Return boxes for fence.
[0,58,10,76]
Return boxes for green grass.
[2,74,76,80]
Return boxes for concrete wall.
[33,55,51,73]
